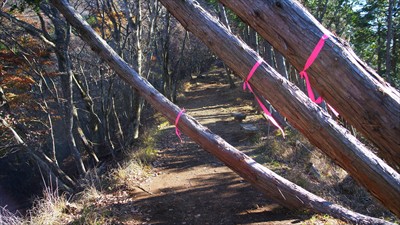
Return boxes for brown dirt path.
[124,72,315,224]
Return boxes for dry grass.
[252,127,398,222]
[1,123,161,225]
[23,186,70,225]
[110,158,152,190]
[0,206,23,225]
[109,124,160,190]
[68,125,163,224]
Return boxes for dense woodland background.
[0,0,399,216]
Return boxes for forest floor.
[89,70,349,225]
[123,74,305,225]
[49,68,398,225]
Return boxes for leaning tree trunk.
[218,0,400,172]
[155,0,400,217]
[50,0,399,221]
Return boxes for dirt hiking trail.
[118,71,323,225]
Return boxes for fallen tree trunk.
[156,0,400,217]
[49,0,396,223]
[218,0,400,171]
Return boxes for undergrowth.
[0,206,23,225]
[109,123,160,190]
[1,106,397,224]
[24,186,70,225]
[251,127,398,222]
[1,122,162,225]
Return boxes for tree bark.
[218,0,400,172]
[161,11,172,99]
[54,43,87,175]
[132,0,143,140]
[49,0,399,221]
[72,106,99,164]
[172,31,189,102]
[385,0,394,84]
[73,67,102,157]
[42,3,86,175]
[377,23,383,74]
[154,0,400,217]
[392,27,398,78]
[275,51,288,79]
[217,3,236,89]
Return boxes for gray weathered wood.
[219,0,400,171]
[155,0,400,217]
[49,0,397,222]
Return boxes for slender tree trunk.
[51,0,400,218]
[99,66,114,155]
[111,96,125,147]
[162,12,171,99]
[248,26,258,51]
[275,51,288,79]
[43,4,87,175]
[316,0,329,22]
[262,40,274,66]
[377,24,383,74]
[172,31,188,103]
[392,28,398,78]
[219,0,400,172]
[217,3,236,89]
[63,56,86,175]
[34,150,77,191]
[385,0,394,84]
[132,94,143,140]
[39,91,57,165]
[73,67,102,156]
[54,40,86,175]
[104,79,116,154]
[72,106,99,164]
[132,0,143,140]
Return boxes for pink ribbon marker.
[175,108,186,142]
[243,59,285,137]
[243,59,263,92]
[300,34,339,118]
[299,34,329,104]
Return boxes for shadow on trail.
[130,174,305,225]
[137,125,309,224]
[122,74,312,224]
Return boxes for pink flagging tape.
[299,70,323,104]
[243,59,263,92]
[175,108,186,142]
[254,94,286,137]
[243,59,285,137]
[300,34,339,118]
[302,34,329,72]
[299,34,329,104]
